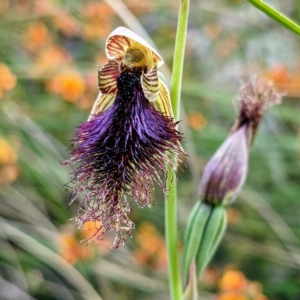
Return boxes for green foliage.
[0,0,300,299]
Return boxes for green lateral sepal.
[196,205,227,276]
[182,202,212,282]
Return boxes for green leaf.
[246,0,300,36]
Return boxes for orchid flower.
[64,27,185,248]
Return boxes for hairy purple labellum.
[199,125,249,205]
[64,69,183,248]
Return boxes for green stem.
[170,0,190,121]
[165,171,182,300]
[246,0,300,36]
[165,0,190,300]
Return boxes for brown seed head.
[231,77,282,145]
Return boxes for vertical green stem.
[165,0,190,300]
[246,0,300,36]
[170,0,190,121]
[165,170,181,300]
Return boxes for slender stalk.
[165,0,190,299]
[170,0,190,121]
[246,0,300,36]
[166,169,182,300]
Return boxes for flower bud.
[199,125,249,205]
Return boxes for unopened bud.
[199,77,281,205]
[199,125,249,205]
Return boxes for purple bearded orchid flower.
[63,27,185,248]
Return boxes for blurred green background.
[0,0,300,299]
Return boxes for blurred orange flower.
[23,21,52,51]
[216,268,268,300]
[59,221,111,264]
[217,291,249,300]
[47,70,86,102]
[82,221,112,253]
[264,64,300,96]
[59,231,95,264]
[0,63,17,98]
[133,222,167,270]
[0,138,19,186]
[265,65,291,82]
[219,270,247,291]
[187,112,207,130]
[264,65,291,91]
[1,165,19,184]
[82,2,114,41]
[226,208,242,225]
[35,46,72,73]
[0,139,18,165]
